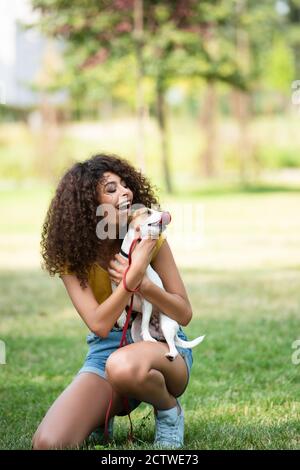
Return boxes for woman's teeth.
[118,201,130,211]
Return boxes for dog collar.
[120,248,129,259]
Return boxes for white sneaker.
[154,400,184,448]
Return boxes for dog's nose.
[161,211,171,226]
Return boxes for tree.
[31,0,248,191]
[32,0,283,188]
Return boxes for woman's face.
[97,172,133,230]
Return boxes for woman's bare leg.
[32,343,189,449]
[106,341,189,410]
[32,372,124,450]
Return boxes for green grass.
[0,187,300,449]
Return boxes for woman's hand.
[108,254,152,289]
[108,254,129,285]
[129,226,158,275]
[108,226,157,290]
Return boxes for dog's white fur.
[111,207,205,360]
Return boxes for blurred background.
[1,0,300,450]
[1,0,300,270]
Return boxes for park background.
[0,0,300,449]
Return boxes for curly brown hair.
[41,153,160,287]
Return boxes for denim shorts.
[77,326,193,415]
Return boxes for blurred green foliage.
[0,114,299,183]
[1,1,299,185]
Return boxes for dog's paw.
[165,352,178,361]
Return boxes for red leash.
[104,236,142,443]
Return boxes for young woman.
[32,154,193,450]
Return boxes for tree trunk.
[156,80,173,194]
[100,96,113,120]
[37,93,60,181]
[199,82,218,178]
[134,0,146,173]
[231,89,252,184]
[232,0,252,184]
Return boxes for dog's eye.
[147,209,151,215]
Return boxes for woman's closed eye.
[106,181,128,193]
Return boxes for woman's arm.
[140,240,193,326]
[109,240,193,327]
[61,235,158,338]
[61,269,139,338]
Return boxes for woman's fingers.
[108,267,120,278]
[110,256,129,269]
[108,269,121,285]
[114,253,127,265]
[109,259,123,272]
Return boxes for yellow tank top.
[61,233,166,305]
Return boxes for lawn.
[0,185,300,449]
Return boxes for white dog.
[111,206,205,360]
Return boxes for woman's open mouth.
[117,200,131,212]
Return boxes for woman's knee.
[105,352,147,391]
[32,429,62,450]
[32,429,80,450]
